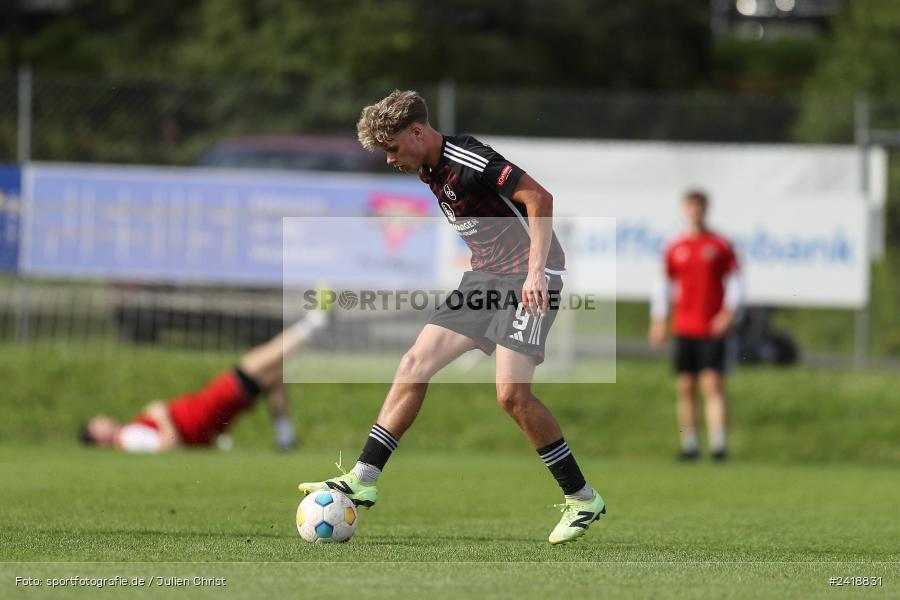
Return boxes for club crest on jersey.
[441,202,456,222]
[702,245,718,261]
[673,246,690,264]
[443,183,456,201]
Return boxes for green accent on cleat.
[548,492,606,545]
[298,471,378,509]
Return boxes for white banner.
[482,137,886,210]
[479,137,879,308]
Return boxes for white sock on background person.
[294,309,328,336]
[709,429,726,454]
[274,415,295,450]
[680,429,699,453]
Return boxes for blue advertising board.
[21,164,439,286]
[0,164,20,272]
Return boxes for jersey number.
[512,304,530,331]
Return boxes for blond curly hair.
[357,90,429,151]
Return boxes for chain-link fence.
[0,73,433,166]
[0,277,288,351]
[11,71,900,165]
[0,70,871,167]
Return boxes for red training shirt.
[664,230,739,338]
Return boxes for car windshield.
[200,147,380,173]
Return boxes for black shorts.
[429,271,563,365]
[674,336,726,374]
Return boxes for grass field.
[2,342,900,463]
[1,448,898,598]
[2,342,899,598]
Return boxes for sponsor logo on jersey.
[441,202,456,222]
[497,164,513,186]
[451,218,478,236]
[443,183,456,201]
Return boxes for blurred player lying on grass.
[79,310,328,453]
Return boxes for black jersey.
[418,134,566,275]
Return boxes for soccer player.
[297,90,605,545]
[80,311,327,453]
[648,190,742,461]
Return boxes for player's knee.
[699,372,723,396]
[676,376,696,397]
[496,384,533,414]
[702,382,724,400]
[396,350,433,382]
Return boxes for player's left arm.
[472,144,550,316]
[711,242,743,336]
[143,401,181,451]
[511,174,553,316]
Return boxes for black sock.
[357,423,399,470]
[537,438,586,495]
[232,367,261,399]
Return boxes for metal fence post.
[853,95,870,368]
[438,79,456,135]
[17,65,31,162]
[709,0,730,37]
[15,65,32,343]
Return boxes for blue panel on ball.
[315,521,334,538]
[315,493,334,507]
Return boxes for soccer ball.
[296,490,358,543]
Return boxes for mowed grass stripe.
[1,342,898,463]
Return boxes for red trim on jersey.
[127,414,160,431]
[166,371,254,446]
[665,230,739,338]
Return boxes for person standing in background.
[649,190,743,461]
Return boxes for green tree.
[4,0,713,90]
[795,0,900,143]
[794,0,900,357]
[7,0,199,77]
